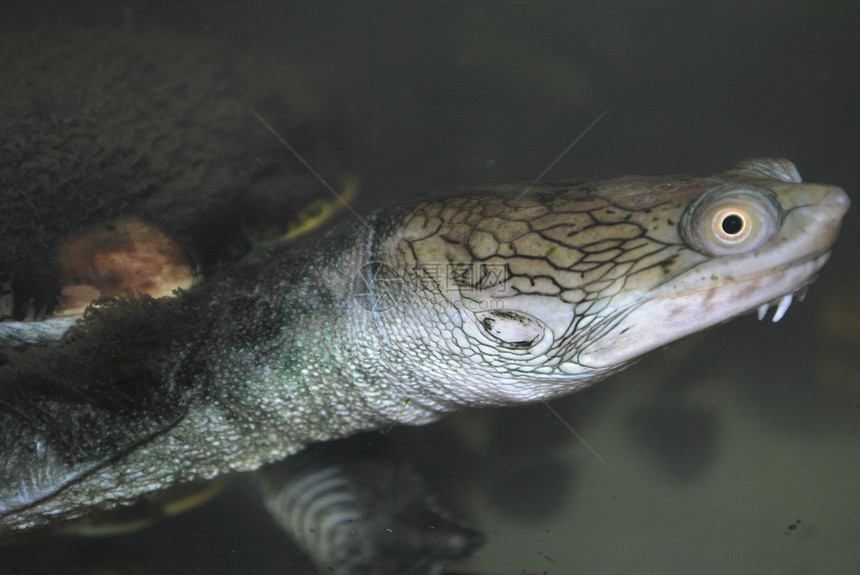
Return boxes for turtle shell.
[0,24,365,569]
[0,26,353,323]
[1,27,479,574]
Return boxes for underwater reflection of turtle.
[0,25,851,575]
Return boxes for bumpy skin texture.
[0,160,848,532]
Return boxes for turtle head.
[372,159,849,410]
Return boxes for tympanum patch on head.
[476,310,545,349]
[56,218,194,315]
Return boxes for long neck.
[0,218,396,530]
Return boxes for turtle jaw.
[575,251,830,370]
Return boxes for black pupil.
[721,214,744,235]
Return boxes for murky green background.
[1,1,857,573]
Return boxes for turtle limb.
[256,433,483,575]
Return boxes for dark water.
[1,1,858,573]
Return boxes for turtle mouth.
[711,249,831,324]
[754,281,810,323]
[751,186,849,322]
[722,247,830,324]
[574,250,833,371]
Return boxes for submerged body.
[0,158,849,533]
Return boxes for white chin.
[577,252,830,369]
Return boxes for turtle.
[0,26,480,574]
[0,26,852,575]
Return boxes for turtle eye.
[713,207,749,242]
[683,185,782,256]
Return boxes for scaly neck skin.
[0,224,394,531]
[188,213,457,458]
[256,213,471,432]
[206,205,558,447]
[270,214,533,429]
[304,204,618,423]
